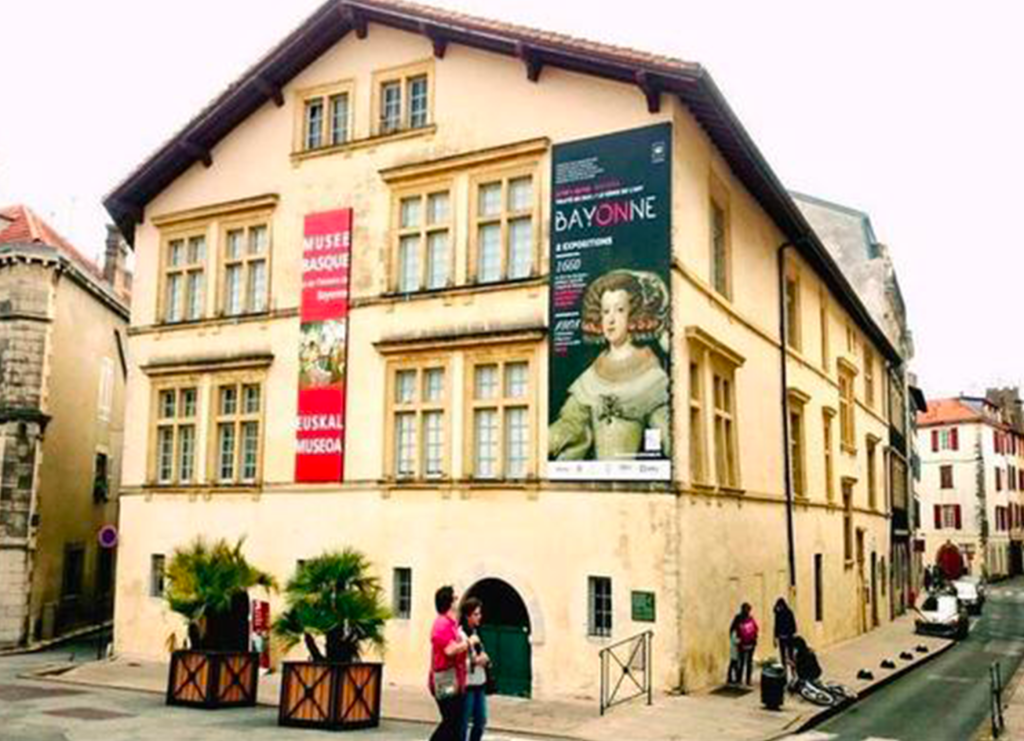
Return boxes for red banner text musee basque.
[296,209,352,483]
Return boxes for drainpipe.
[778,242,797,590]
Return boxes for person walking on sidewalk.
[460,597,490,741]
[735,603,759,686]
[773,598,797,677]
[429,586,469,741]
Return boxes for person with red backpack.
[730,602,759,686]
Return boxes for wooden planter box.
[166,650,259,709]
[278,661,382,730]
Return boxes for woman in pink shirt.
[429,586,469,741]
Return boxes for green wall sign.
[631,590,656,622]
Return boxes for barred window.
[588,576,612,637]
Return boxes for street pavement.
[778,578,1024,741]
[0,638,551,741]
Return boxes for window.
[98,357,115,422]
[934,504,961,530]
[93,452,109,503]
[784,274,801,351]
[153,385,198,485]
[62,545,85,599]
[212,381,263,484]
[889,375,906,437]
[150,554,166,597]
[891,454,908,510]
[820,291,830,372]
[393,567,412,619]
[839,363,856,452]
[588,576,612,637]
[162,232,206,322]
[221,222,270,315]
[689,361,706,484]
[713,365,739,488]
[374,63,432,135]
[388,364,448,479]
[846,323,856,353]
[471,171,537,283]
[814,554,824,622]
[867,437,878,509]
[823,410,835,502]
[864,348,876,409]
[393,187,452,292]
[996,467,1003,492]
[468,358,532,479]
[297,82,354,151]
[932,427,959,452]
[788,399,806,499]
[843,480,854,563]
[97,548,115,599]
[710,199,730,297]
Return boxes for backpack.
[738,618,758,646]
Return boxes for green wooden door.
[478,624,531,698]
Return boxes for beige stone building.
[0,208,130,647]
[104,0,909,697]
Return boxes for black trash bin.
[760,661,786,710]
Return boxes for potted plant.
[164,537,275,709]
[274,548,390,730]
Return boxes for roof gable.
[103,0,901,365]
[0,204,104,281]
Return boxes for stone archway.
[465,578,532,698]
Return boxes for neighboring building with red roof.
[916,395,1024,580]
[0,205,130,648]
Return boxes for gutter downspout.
[778,242,797,590]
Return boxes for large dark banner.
[548,123,672,481]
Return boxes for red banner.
[296,209,352,482]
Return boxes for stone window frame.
[787,388,811,500]
[822,407,836,503]
[152,195,279,328]
[863,345,876,409]
[383,355,452,481]
[208,372,266,486]
[587,575,613,638]
[217,214,274,318]
[158,226,208,324]
[370,59,434,137]
[866,433,882,510]
[293,78,356,153]
[149,378,201,486]
[463,346,537,481]
[838,358,859,455]
[687,327,745,493]
[784,262,802,353]
[392,567,413,620]
[389,179,456,294]
[467,163,540,286]
[708,172,732,300]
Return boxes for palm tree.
[165,537,276,651]
[273,549,390,663]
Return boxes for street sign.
[97,524,118,549]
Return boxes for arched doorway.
[465,578,532,698]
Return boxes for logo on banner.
[296,209,352,483]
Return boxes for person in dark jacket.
[791,636,822,684]
[773,598,797,676]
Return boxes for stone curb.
[759,636,958,741]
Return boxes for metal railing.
[992,661,1006,737]
[599,630,653,716]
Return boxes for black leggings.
[430,694,465,741]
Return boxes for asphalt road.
[0,634,543,741]
[787,578,1024,741]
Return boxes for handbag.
[433,667,459,700]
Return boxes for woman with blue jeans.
[460,597,489,741]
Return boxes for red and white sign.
[296,209,352,483]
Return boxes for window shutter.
[997,469,1002,491]
[951,428,959,451]
[934,504,942,529]
[932,430,939,452]
[995,431,1001,454]
[954,504,962,530]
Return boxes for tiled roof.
[0,204,104,280]
[917,398,983,427]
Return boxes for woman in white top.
[459,597,490,741]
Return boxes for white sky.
[1,0,1020,399]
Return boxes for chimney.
[103,225,131,300]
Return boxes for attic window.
[296,81,354,152]
[373,61,433,136]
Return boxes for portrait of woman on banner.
[548,269,670,461]
[299,321,347,389]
